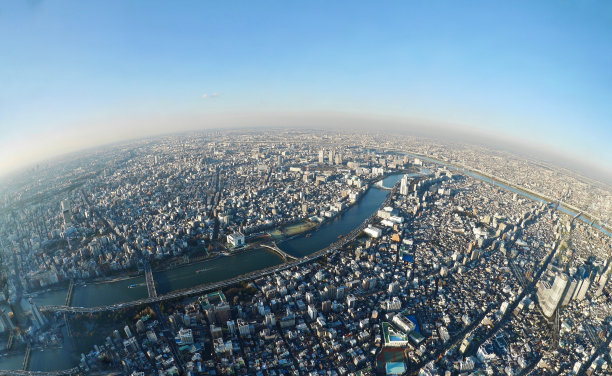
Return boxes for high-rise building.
[400,175,410,195]
[123,337,139,352]
[227,320,236,335]
[575,277,591,300]
[238,319,251,337]
[136,319,145,333]
[561,278,578,306]
[308,305,317,320]
[124,325,132,338]
[60,200,72,225]
[146,330,158,343]
[318,150,325,164]
[328,150,335,165]
[537,273,568,318]
[29,298,47,327]
[178,328,194,344]
[264,313,276,327]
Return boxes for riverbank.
[269,221,318,238]
[5,174,406,372]
[396,149,612,236]
[30,171,411,300]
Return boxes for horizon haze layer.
[1,113,611,188]
[1,1,611,183]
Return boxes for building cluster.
[75,160,612,375]
[0,132,414,297]
[0,130,611,375]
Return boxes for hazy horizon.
[2,1,611,184]
[1,113,611,188]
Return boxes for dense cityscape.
[0,129,610,375]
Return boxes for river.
[14,161,608,372]
[31,174,404,308]
[401,152,612,237]
[278,173,404,257]
[1,174,403,371]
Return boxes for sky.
[1,1,611,179]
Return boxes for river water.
[1,174,402,371]
[11,161,608,372]
[402,152,612,237]
[279,174,404,257]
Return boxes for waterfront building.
[364,225,382,238]
[227,232,245,247]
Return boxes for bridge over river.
[41,183,400,315]
[260,241,298,261]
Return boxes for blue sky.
[1,1,611,177]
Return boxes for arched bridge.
[260,242,298,261]
[41,182,401,316]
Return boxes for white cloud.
[202,92,220,99]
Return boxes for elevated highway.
[22,345,31,371]
[42,183,399,315]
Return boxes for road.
[42,184,400,314]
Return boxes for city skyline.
[2,1,612,179]
[2,2,612,374]
[1,129,610,374]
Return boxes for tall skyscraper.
[400,174,410,195]
[318,150,325,164]
[60,200,72,225]
[537,273,568,318]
